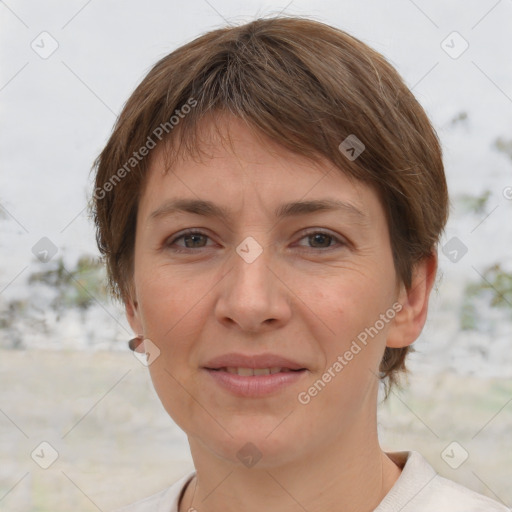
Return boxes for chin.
[194,421,305,469]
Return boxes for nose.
[215,242,292,333]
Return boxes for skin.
[126,113,437,512]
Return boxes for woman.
[92,16,509,512]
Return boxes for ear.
[386,252,438,348]
[125,292,144,337]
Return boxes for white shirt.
[114,451,510,512]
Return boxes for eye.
[165,229,347,253]
[295,230,346,250]
[165,230,213,252]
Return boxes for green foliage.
[450,111,468,126]
[458,189,491,215]
[29,255,108,311]
[0,299,26,329]
[478,264,512,308]
[461,264,512,330]
[494,137,512,160]
[460,300,477,331]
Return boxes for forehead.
[138,115,381,226]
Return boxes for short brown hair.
[91,15,448,392]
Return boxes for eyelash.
[165,229,347,253]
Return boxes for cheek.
[305,271,396,385]
[297,280,393,420]
[315,269,395,331]
[135,269,210,433]
[135,261,197,330]
[133,267,199,380]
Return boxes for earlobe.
[125,294,144,337]
[386,252,438,349]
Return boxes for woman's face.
[127,115,407,467]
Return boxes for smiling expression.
[126,114,408,466]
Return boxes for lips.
[203,352,307,372]
[213,367,300,376]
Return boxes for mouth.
[203,367,308,397]
[202,352,308,396]
[205,367,306,376]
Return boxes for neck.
[179,414,401,512]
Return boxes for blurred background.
[1,0,511,510]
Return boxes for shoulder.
[112,470,196,512]
[425,473,510,511]
[376,451,510,512]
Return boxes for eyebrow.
[149,198,367,223]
